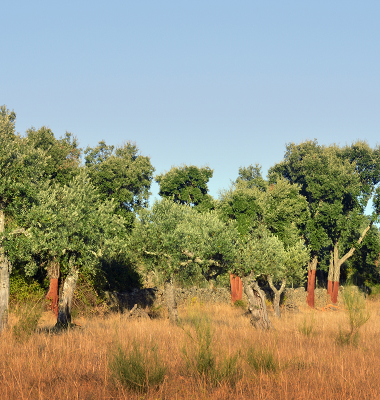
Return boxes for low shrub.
[108,340,166,393]
[234,299,247,309]
[246,345,279,373]
[337,286,370,347]
[182,310,241,387]
[298,314,316,337]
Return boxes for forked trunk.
[328,225,372,303]
[0,209,9,334]
[230,273,243,303]
[164,279,179,324]
[306,256,317,308]
[55,269,78,328]
[46,260,60,317]
[242,277,273,330]
[267,276,286,318]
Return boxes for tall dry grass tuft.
[337,286,371,346]
[0,300,380,399]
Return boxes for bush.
[109,340,166,393]
[9,273,45,311]
[337,286,370,346]
[234,299,247,309]
[182,310,241,387]
[246,345,279,373]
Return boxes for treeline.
[1,105,380,331]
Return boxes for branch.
[0,228,30,243]
[339,222,373,265]
[182,249,220,266]
[143,249,171,258]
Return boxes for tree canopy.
[156,165,214,209]
[85,140,155,229]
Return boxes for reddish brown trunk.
[236,276,243,301]
[230,274,243,302]
[306,270,316,308]
[230,274,236,302]
[307,270,311,292]
[327,280,333,295]
[331,281,339,304]
[46,278,59,317]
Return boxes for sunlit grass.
[0,300,380,399]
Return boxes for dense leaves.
[7,171,128,279]
[133,199,238,282]
[156,165,214,209]
[85,140,155,229]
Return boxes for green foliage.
[337,287,370,346]
[233,299,247,309]
[85,140,155,230]
[269,140,380,270]
[182,311,241,387]
[236,164,267,191]
[11,171,128,279]
[156,164,213,207]
[0,106,47,214]
[109,340,166,393]
[26,127,81,186]
[343,223,380,286]
[232,227,308,288]
[9,272,46,310]
[219,172,309,242]
[133,198,238,282]
[246,345,279,373]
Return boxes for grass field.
[1,299,379,399]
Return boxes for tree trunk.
[328,224,371,304]
[306,256,317,308]
[46,260,60,317]
[327,251,333,295]
[242,277,273,330]
[164,279,179,324]
[267,276,286,318]
[55,269,78,328]
[0,209,10,334]
[230,273,243,303]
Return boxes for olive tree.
[11,171,128,327]
[132,198,237,323]
[0,106,46,333]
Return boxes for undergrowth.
[181,309,241,387]
[109,339,167,393]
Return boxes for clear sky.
[2,1,380,201]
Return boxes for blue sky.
[2,1,380,201]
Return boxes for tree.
[85,140,155,230]
[26,126,81,186]
[270,140,380,305]
[218,168,309,314]
[267,240,309,317]
[233,228,280,329]
[132,199,237,323]
[9,171,128,327]
[0,106,47,333]
[156,165,214,209]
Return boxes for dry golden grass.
[1,300,380,400]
